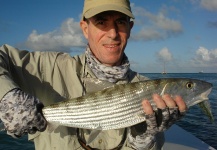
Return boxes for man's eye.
[117,20,127,25]
[97,21,104,25]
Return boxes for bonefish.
[43,78,213,131]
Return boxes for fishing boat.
[162,71,167,74]
[164,125,215,150]
[162,62,167,74]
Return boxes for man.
[0,0,187,149]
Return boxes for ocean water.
[0,73,216,149]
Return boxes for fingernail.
[142,99,149,105]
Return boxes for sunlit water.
[0,73,216,149]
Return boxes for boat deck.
[164,125,216,150]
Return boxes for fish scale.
[44,91,144,130]
[42,78,213,130]
[45,96,140,115]
[45,85,142,116]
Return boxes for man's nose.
[107,24,118,39]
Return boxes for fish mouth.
[190,88,212,107]
[200,88,212,100]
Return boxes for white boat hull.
[164,125,216,150]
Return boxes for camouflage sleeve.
[127,114,157,150]
[127,130,156,150]
[0,88,47,138]
[127,106,185,149]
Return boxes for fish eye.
[186,82,194,89]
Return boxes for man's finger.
[162,94,176,108]
[142,100,154,115]
[152,94,166,109]
[174,95,187,112]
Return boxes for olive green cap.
[82,0,134,20]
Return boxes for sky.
[1,0,217,73]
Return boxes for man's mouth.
[103,44,120,48]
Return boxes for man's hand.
[127,94,187,149]
[0,89,47,138]
[142,94,187,134]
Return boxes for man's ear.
[128,21,134,39]
[80,20,88,39]
[130,21,134,30]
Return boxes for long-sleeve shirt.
[0,44,164,150]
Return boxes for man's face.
[80,11,134,66]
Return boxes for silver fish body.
[42,78,213,130]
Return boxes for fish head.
[171,79,214,122]
[159,78,214,122]
[161,78,213,108]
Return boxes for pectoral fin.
[86,126,102,145]
[46,122,59,133]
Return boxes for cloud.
[156,47,173,62]
[20,3,184,51]
[191,47,217,67]
[207,21,217,28]
[189,0,217,11]
[130,4,183,41]
[200,0,217,11]
[23,18,86,52]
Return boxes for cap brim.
[84,4,134,19]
